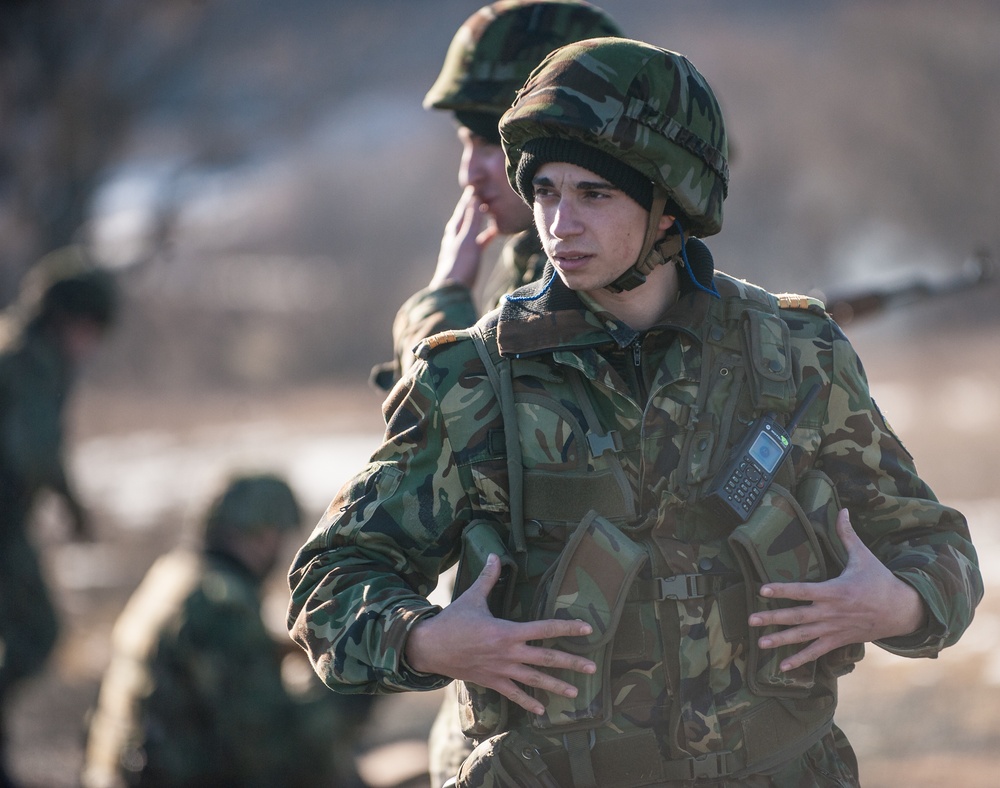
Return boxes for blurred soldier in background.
[370,0,623,392]
[0,250,118,788]
[82,473,362,788]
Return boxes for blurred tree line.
[2,0,998,390]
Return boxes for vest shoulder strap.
[469,321,527,554]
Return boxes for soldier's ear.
[659,214,675,233]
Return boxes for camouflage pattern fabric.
[0,328,72,699]
[500,38,730,237]
[289,264,981,785]
[376,230,545,390]
[83,550,340,788]
[424,0,623,116]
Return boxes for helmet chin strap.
[605,187,682,293]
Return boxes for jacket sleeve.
[379,283,479,389]
[816,320,982,658]
[287,356,477,694]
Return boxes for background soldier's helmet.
[18,246,119,330]
[423,0,622,142]
[500,37,730,237]
[204,474,301,546]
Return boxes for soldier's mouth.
[551,252,592,271]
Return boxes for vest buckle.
[656,573,706,600]
[689,750,734,779]
[587,430,623,457]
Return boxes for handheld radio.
[702,384,820,524]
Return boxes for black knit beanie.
[515,137,654,210]
[454,110,503,146]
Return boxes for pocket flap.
[540,510,647,653]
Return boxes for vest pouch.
[795,471,866,678]
[530,510,647,732]
[453,519,518,616]
[454,519,519,737]
[729,484,826,697]
[455,730,561,788]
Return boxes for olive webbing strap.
[563,731,598,788]
[470,323,527,554]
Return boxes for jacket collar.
[495,263,714,358]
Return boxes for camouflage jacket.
[84,550,321,788]
[372,229,545,390]
[289,268,981,782]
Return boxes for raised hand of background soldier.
[428,185,499,291]
[749,508,927,672]
[404,553,597,716]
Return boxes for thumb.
[835,508,863,565]
[468,553,502,601]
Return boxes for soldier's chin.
[490,205,533,236]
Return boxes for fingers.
[773,639,834,673]
[493,647,595,716]
[749,600,815,629]
[447,187,485,237]
[445,186,480,231]
[475,221,499,249]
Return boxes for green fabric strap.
[563,731,598,788]
[471,323,527,554]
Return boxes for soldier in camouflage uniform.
[371,0,622,391]
[289,39,982,787]
[0,252,117,788]
[82,474,355,788]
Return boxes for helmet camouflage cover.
[423,0,622,117]
[500,37,730,237]
[204,473,301,547]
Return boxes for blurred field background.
[2,0,999,786]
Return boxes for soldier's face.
[58,317,104,366]
[457,127,533,235]
[532,161,671,296]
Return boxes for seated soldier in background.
[82,473,365,788]
[0,250,118,788]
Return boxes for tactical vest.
[434,275,863,784]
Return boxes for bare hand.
[406,554,596,716]
[749,508,926,673]
[428,186,499,290]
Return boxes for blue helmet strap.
[674,219,721,298]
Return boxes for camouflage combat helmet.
[424,0,621,142]
[204,474,301,547]
[500,37,729,238]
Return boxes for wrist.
[891,576,927,637]
[403,612,439,675]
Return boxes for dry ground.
[6,325,999,788]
